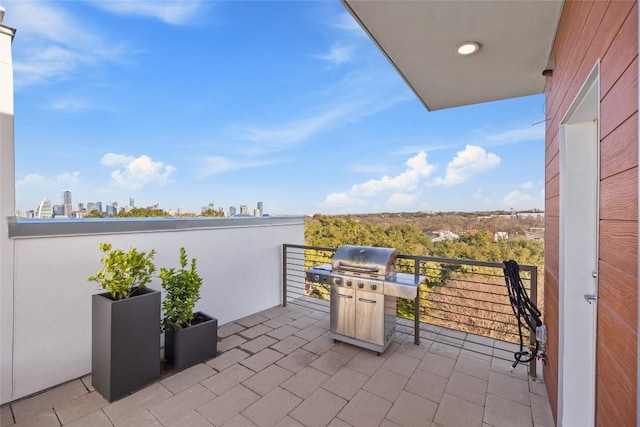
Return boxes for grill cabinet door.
[355,291,385,346]
[330,286,355,338]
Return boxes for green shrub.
[87,243,157,300]
[161,247,203,331]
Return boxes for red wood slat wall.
[544,1,638,425]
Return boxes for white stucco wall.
[0,14,17,406]
[3,218,304,403]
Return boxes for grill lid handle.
[336,262,379,274]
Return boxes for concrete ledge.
[8,216,305,239]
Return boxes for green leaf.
[161,247,203,331]
[87,243,156,300]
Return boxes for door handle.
[358,298,376,304]
[584,294,597,304]
[337,294,353,299]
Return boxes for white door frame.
[558,62,600,426]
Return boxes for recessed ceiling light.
[457,42,480,56]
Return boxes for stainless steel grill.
[306,245,424,354]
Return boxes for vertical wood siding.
[545,1,638,425]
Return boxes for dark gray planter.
[165,312,218,371]
[92,287,161,402]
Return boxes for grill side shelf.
[383,273,425,299]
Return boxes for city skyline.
[8,1,544,216]
[17,189,266,218]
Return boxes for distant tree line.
[84,207,225,218]
[305,214,543,269]
[305,213,544,342]
[200,208,225,217]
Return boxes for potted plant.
[87,243,161,402]
[161,247,218,371]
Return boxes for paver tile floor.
[1,302,554,427]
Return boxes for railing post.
[529,266,538,378]
[282,244,287,307]
[414,258,420,345]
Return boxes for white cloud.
[100,153,134,167]
[100,153,176,190]
[13,45,82,86]
[433,145,500,186]
[351,152,435,196]
[395,123,543,157]
[233,69,412,156]
[471,188,492,204]
[7,1,128,87]
[16,172,81,208]
[91,1,206,25]
[51,96,111,113]
[6,1,92,45]
[224,4,415,157]
[386,193,417,209]
[17,172,80,188]
[502,188,544,210]
[349,164,388,174]
[199,156,278,176]
[327,11,364,35]
[323,192,363,208]
[503,190,534,209]
[485,125,544,145]
[394,143,458,155]
[216,67,413,179]
[314,44,353,66]
[240,107,348,153]
[323,151,435,209]
[520,181,534,190]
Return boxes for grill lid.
[332,245,397,278]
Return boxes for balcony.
[1,306,553,427]
[1,224,553,426]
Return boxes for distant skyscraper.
[257,201,263,216]
[129,197,135,208]
[107,202,119,216]
[35,197,53,218]
[201,202,215,214]
[62,190,72,217]
[52,204,64,217]
[229,206,237,216]
[240,204,248,215]
[17,210,34,218]
[96,201,103,213]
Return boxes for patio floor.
[0,301,554,427]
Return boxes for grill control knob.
[313,274,320,282]
[334,277,341,285]
[358,283,364,289]
[370,284,377,291]
[346,280,352,286]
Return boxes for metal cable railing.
[282,244,539,376]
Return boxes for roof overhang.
[342,0,564,111]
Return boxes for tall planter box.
[165,312,218,371]
[92,288,161,402]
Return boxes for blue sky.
[6,0,545,216]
